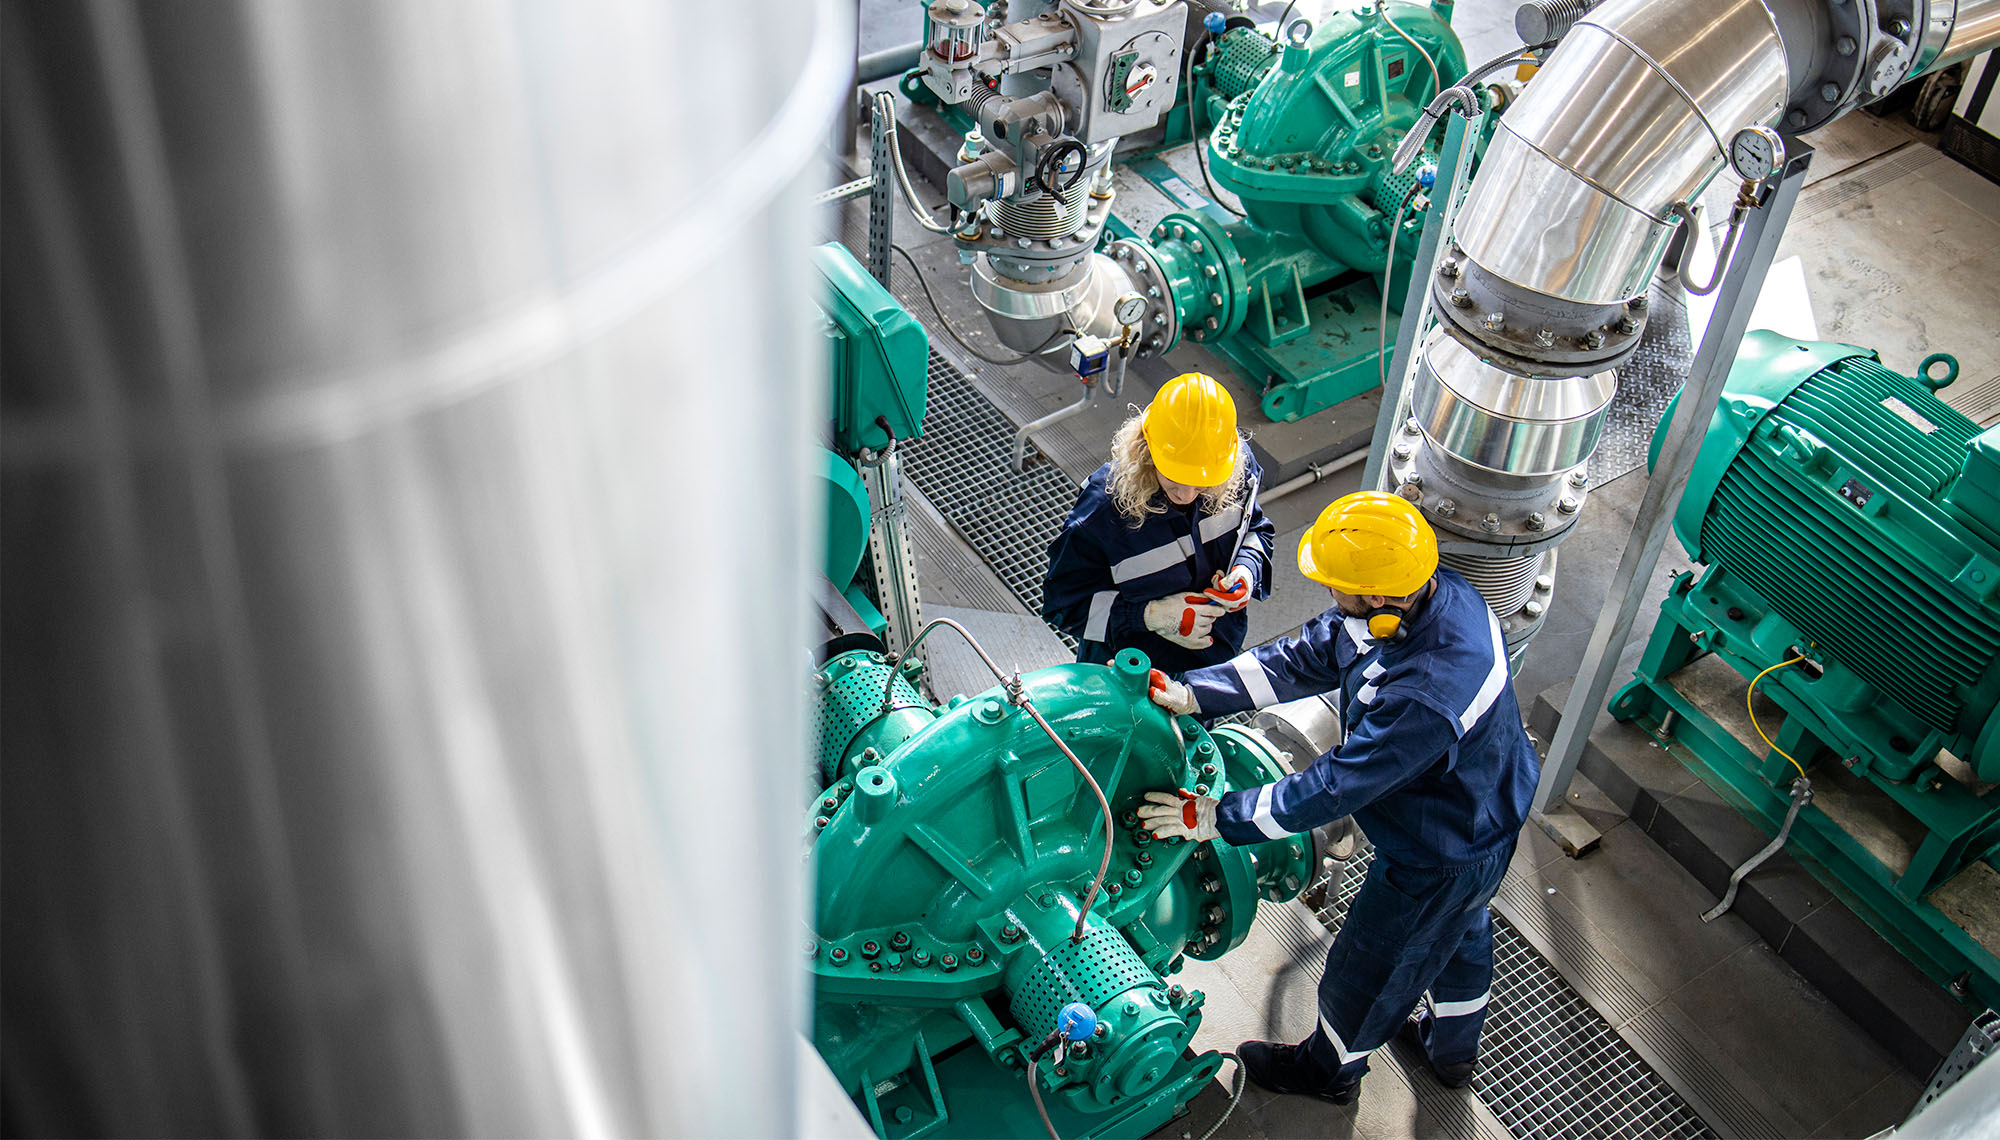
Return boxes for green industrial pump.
[1138,2,1474,421]
[1612,331,2000,1009]
[808,645,1317,1138]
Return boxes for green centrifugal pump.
[1612,331,2000,1008]
[1126,3,1477,421]
[808,645,1317,1138]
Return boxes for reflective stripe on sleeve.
[1230,651,1280,708]
[1457,611,1510,732]
[1083,590,1117,642]
[1249,783,1288,840]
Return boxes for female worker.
[1041,373,1275,674]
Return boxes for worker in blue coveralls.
[1040,373,1276,674]
[1135,491,1539,1104]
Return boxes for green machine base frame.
[1612,578,2000,1013]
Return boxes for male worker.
[1041,373,1276,674]
[1136,491,1538,1103]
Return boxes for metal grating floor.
[1313,849,1715,1140]
[899,348,1083,643]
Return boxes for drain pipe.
[1261,449,1367,504]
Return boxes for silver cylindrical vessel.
[1936,0,2000,70]
[1,1,841,1136]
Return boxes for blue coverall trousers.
[1302,842,1514,1085]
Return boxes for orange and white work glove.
[1137,789,1220,843]
[1144,592,1227,649]
[1205,566,1254,612]
[1148,668,1198,716]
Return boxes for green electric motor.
[1613,331,2000,1007]
[807,647,1317,1139]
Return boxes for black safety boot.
[1398,1016,1476,1088]
[1237,1040,1362,1106]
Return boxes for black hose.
[890,244,1072,366]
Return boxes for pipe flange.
[1390,432,1590,548]
[1148,209,1246,345]
[1495,548,1559,652]
[1431,252,1645,377]
[1778,0,1884,133]
[1106,238,1179,355]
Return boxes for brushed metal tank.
[1,1,843,1136]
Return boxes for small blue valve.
[1057,1002,1099,1041]
[1417,165,1437,189]
[1202,11,1226,33]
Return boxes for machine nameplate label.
[1882,395,1939,434]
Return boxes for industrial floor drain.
[1314,850,1716,1140]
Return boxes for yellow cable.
[1746,655,1808,780]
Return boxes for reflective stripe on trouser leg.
[1420,905,1496,1066]
[1304,850,1511,1083]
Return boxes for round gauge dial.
[1729,125,1786,183]
[1113,291,1149,326]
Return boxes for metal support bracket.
[867,95,895,286]
[1532,144,1815,843]
[862,447,924,656]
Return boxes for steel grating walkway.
[1313,849,1714,1140]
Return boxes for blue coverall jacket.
[1040,457,1276,674]
[1178,568,1541,1080]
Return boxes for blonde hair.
[1107,407,1250,528]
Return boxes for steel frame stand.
[1363,103,1482,493]
[1531,145,1815,856]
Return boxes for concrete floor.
[837,3,1999,1137]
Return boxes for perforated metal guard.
[897,348,1082,649]
[1009,926,1156,1034]
[1313,850,1715,1140]
[1592,281,1693,486]
[815,660,925,782]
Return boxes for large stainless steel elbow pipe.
[1437,0,1787,375]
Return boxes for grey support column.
[1532,145,1814,856]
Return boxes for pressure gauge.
[1729,125,1786,183]
[1113,291,1148,326]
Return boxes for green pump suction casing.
[807,648,1316,1139]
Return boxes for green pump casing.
[807,648,1316,1139]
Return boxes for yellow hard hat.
[1298,492,1438,597]
[1143,373,1238,486]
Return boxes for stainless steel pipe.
[1452,0,1788,307]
